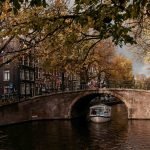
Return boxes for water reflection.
[0,104,150,150]
[127,120,150,150]
[0,122,32,150]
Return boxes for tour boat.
[89,104,111,123]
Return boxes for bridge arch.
[68,90,130,119]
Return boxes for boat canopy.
[90,104,111,109]
[89,104,111,117]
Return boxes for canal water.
[0,104,150,150]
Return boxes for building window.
[30,59,34,67]
[25,70,29,80]
[35,84,40,95]
[3,70,10,81]
[20,70,24,80]
[26,84,30,95]
[22,55,30,66]
[38,69,42,78]
[4,86,9,94]
[24,56,30,66]
[22,56,25,65]
[20,83,25,95]
[30,71,34,81]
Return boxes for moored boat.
[89,104,111,123]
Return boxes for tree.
[83,40,115,80]
[76,40,133,87]
[0,0,149,69]
[109,55,134,87]
[125,2,150,63]
[135,16,150,63]
[134,74,147,89]
[145,77,150,89]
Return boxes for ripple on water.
[0,131,10,150]
[0,105,150,150]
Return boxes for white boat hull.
[90,116,110,123]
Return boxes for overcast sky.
[117,46,150,77]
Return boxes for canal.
[0,104,150,150]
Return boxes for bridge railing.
[108,81,150,90]
[0,81,149,106]
[0,93,20,106]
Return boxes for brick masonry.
[0,89,150,126]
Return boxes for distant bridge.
[0,88,150,126]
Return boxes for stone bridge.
[0,88,150,125]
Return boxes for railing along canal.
[0,81,149,107]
